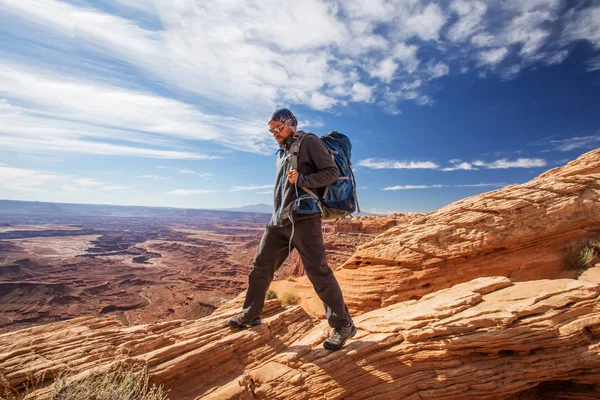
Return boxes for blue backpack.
[290,131,360,220]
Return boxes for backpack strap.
[290,132,323,201]
[288,132,327,217]
[289,132,315,171]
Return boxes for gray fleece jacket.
[269,131,339,227]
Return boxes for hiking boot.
[323,323,357,351]
[226,314,261,329]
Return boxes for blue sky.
[1,0,599,214]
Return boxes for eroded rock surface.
[337,148,600,314]
[1,277,599,399]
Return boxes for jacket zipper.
[276,150,288,225]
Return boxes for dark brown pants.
[242,216,352,328]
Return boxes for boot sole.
[323,326,357,351]
[227,319,261,329]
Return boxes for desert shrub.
[265,289,278,300]
[280,291,299,306]
[52,363,168,400]
[0,363,168,400]
[564,241,598,270]
[587,239,600,253]
[285,276,297,282]
[1,370,47,400]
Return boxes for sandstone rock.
[327,213,424,235]
[1,277,600,399]
[337,148,600,314]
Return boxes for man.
[227,108,356,351]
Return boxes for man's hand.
[287,169,299,184]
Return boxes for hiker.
[227,108,356,351]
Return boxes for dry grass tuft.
[280,291,299,306]
[265,289,278,300]
[564,240,598,270]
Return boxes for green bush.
[265,289,278,300]
[564,241,598,270]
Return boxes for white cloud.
[417,95,434,106]
[341,0,392,21]
[471,33,495,47]
[478,48,509,67]
[384,184,444,190]
[164,189,218,196]
[588,56,600,72]
[230,185,273,192]
[501,64,523,80]
[369,57,398,83]
[402,79,422,90]
[548,136,600,151]
[504,10,552,57]
[544,50,569,66]
[472,158,547,169]
[73,178,102,187]
[2,0,159,59]
[0,0,354,115]
[0,166,61,192]
[360,155,547,171]
[62,177,133,192]
[105,0,157,15]
[442,161,478,171]
[176,169,213,178]
[393,43,420,73]
[298,119,325,129]
[1,0,599,125]
[63,183,131,192]
[427,62,450,80]
[0,65,220,140]
[307,92,338,110]
[0,134,216,160]
[0,165,133,194]
[0,64,269,156]
[403,3,447,42]
[351,82,374,103]
[357,158,439,169]
[563,6,600,49]
[140,175,167,180]
[255,191,272,195]
[448,0,488,42]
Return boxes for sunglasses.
[269,118,292,134]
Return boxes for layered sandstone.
[329,212,424,235]
[1,276,600,399]
[335,148,600,314]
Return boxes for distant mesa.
[0,200,273,218]
[216,203,273,214]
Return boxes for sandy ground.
[6,235,101,262]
